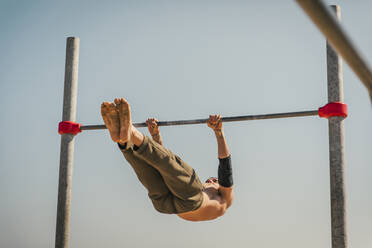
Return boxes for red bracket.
[58,121,82,135]
[318,102,348,119]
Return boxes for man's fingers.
[207,114,223,132]
[207,114,222,124]
[146,118,159,125]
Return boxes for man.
[101,98,233,222]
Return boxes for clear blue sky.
[0,0,371,247]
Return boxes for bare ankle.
[130,126,144,147]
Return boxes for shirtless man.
[101,98,233,221]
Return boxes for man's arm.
[207,115,230,158]
[146,118,163,145]
[219,185,234,208]
[214,129,230,159]
[207,115,234,208]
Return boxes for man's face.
[205,177,219,185]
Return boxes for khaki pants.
[120,136,204,214]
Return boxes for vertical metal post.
[55,37,80,248]
[327,6,347,248]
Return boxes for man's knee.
[150,193,177,214]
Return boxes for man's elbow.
[219,186,234,209]
[225,188,234,209]
[226,195,234,209]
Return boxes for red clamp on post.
[58,121,82,135]
[318,102,348,119]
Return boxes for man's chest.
[203,187,222,201]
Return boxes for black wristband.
[218,155,233,187]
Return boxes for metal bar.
[296,0,372,103]
[80,110,319,130]
[327,6,347,248]
[55,37,80,248]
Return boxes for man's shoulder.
[199,193,227,216]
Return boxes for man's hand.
[146,118,160,136]
[146,118,163,145]
[207,115,223,132]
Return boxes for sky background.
[0,0,371,247]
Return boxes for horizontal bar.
[80,110,319,130]
[295,0,372,103]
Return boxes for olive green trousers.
[119,136,204,214]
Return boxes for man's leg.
[114,98,204,213]
[120,145,178,214]
[101,101,176,213]
[133,136,204,202]
[122,137,204,213]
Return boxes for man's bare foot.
[114,98,132,144]
[114,98,145,147]
[101,102,120,142]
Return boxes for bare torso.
[177,184,227,222]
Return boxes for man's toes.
[101,103,119,124]
[101,103,109,114]
[108,102,116,109]
[114,98,129,113]
[119,98,129,106]
[101,102,112,109]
